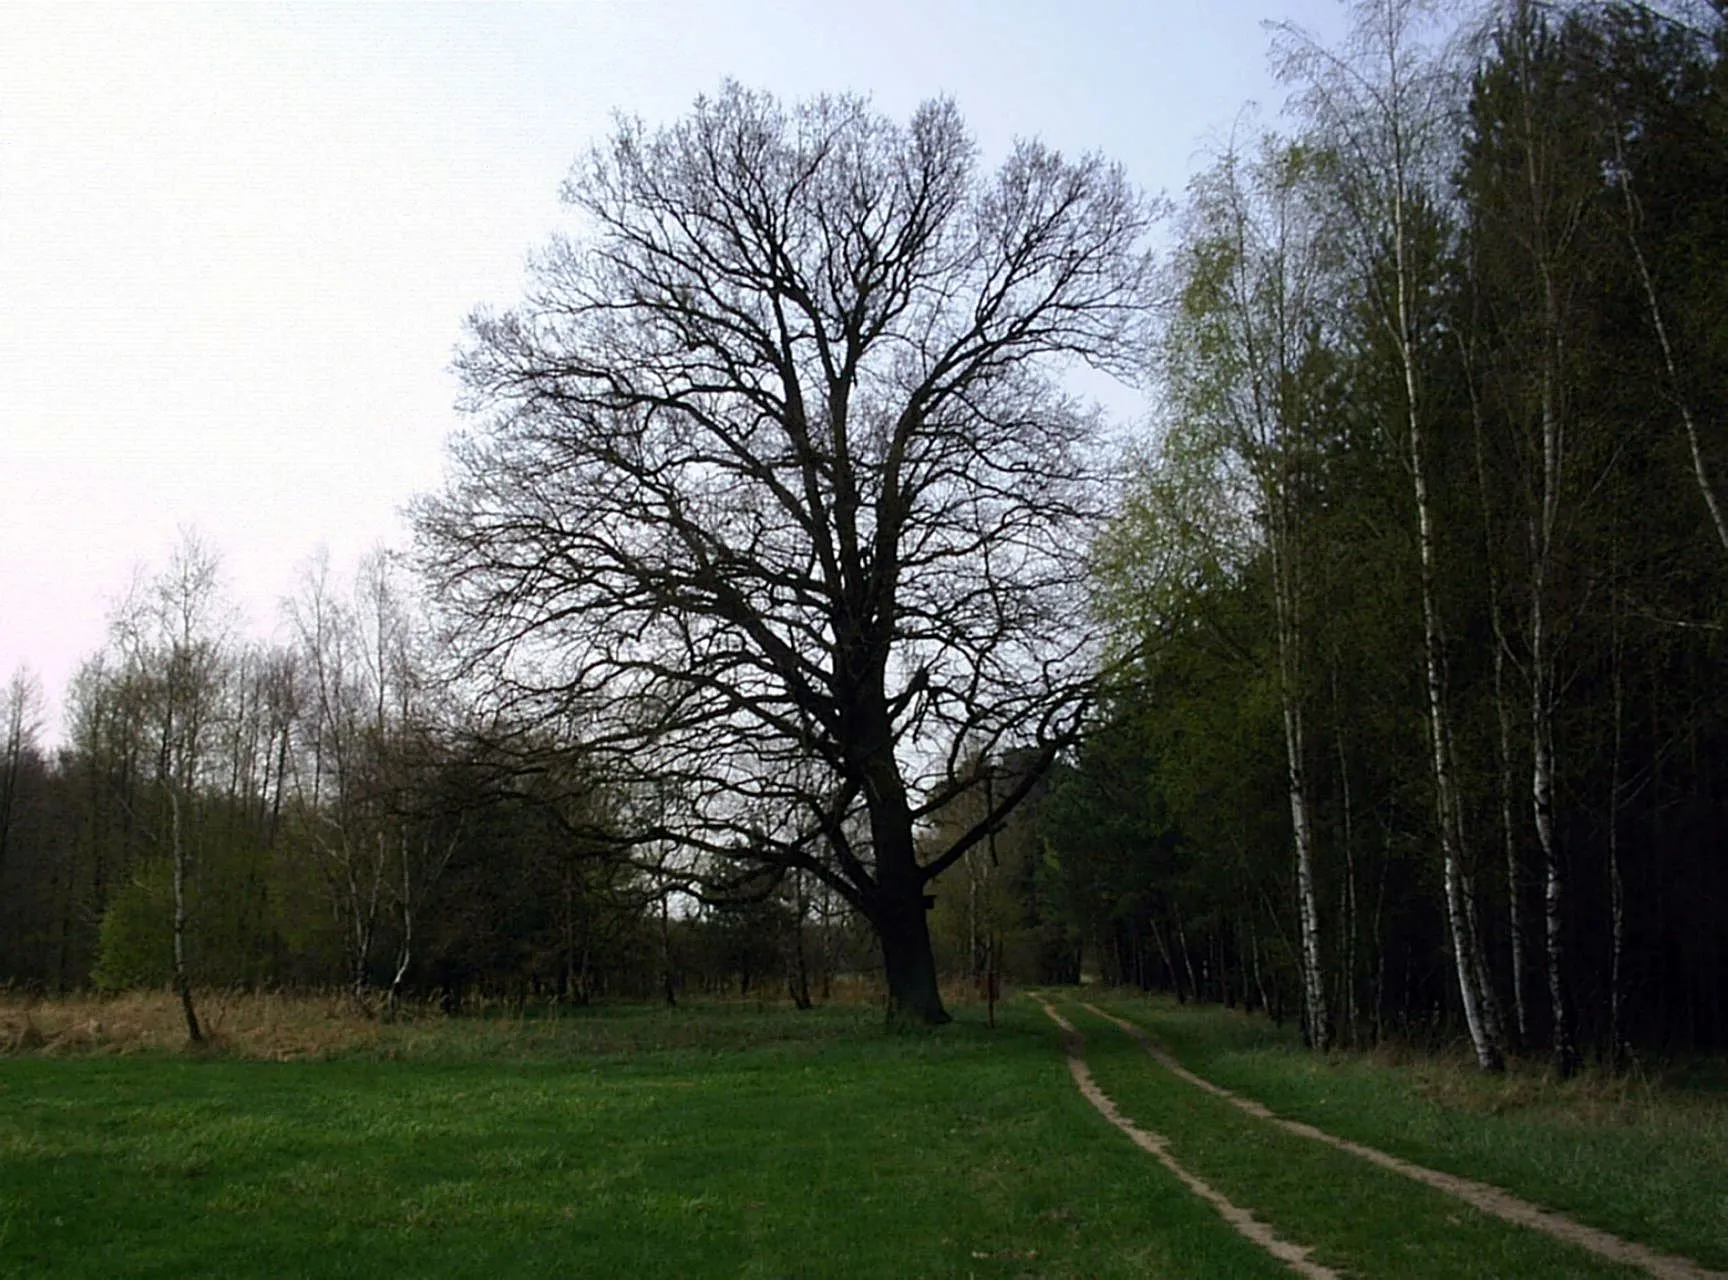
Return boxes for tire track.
[1082,1002,1726,1280]
[1033,996,1339,1279]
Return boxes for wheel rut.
[1081,1001,1727,1280]
[1033,995,1340,1279]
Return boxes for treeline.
[5,1,1726,1065]
[0,537,876,1011]
[1053,0,1728,1068]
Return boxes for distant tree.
[416,83,1156,1023]
[98,532,234,1041]
[0,667,44,880]
[284,549,450,1008]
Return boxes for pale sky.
[1,1,1346,741]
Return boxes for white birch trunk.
[1608,596,1626,1068]
[1400,241,1502,1074]
[1612,131,1728,558]
[1280,647,1330,1049]
[1521,51,1580,1071]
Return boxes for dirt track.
[1034,996,1340,1278]
[1075,1000,1727,1280]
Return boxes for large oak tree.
[414,85,1155,1023]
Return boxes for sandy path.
[1082,1002,1727,1280]
[1034,996,1340,1279]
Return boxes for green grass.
[1072,990,1728,1273]
[4,993,1722,1278]
[0,999,1289,1279]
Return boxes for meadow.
[2,990,1723,1278]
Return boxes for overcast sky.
[1,0,1347,740]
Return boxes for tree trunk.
[1177,917,1199,1007]
[1279,655,1330,1049]
[1333,686,1359,1047]
[1413,407,1501,1072]
[967,848,983,997]
[787,869,812,1011]
[1248,916,1272,1016]
[874,886,948,1026]
[659,888,676,1007]
[386,834,413,1016]
[169,789,203,1044]
[1612,128,1728,559]
[1266,417,1329,1050]
[861,731,950,1026]
[1401,255,1502,1073]
[1150,916,1181,1001]
[1529,271,1580,1078]
[1608,600,1627,1070]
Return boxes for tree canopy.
[413,84,1158,1023]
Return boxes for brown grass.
[0,977,996,1061]
[1357,1037,1728,1128]
[0,989,383,1060]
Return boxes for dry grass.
[0,979,906,1061]
[0,977,1007,1062]
[1359,1040,1728,1128]
[0,989,384,1060]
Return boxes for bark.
[386,834,413,1015]
[1407,316,1502,1073]
[346,833,385,1006]
[1249,917,1273,1017]
[787,869,812,1011]
[1461,861,1508,1053]
[1333,684,1360,1045]
[1177,918,1200,1008]
[1608,599,1627,1069]
[1281,694,1330,1049]
[1358,13,1504,1071]
[1273,537,1329,1049]
[859,710,950,1025]
[1464,305,1531,1051]
[659,888,676,1008]
[169,789,202,1044]
[1521,60,1580,1076]
[1150,916,1182,1002]
[1494,630,1529,1046]
[874,887,948,1026]
[1372,848,1390,1045]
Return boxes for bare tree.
[416,84,1156,1024]
[286,548,440,1008]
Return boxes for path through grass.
[4,993,1722,1278]
[1059,991,1728,1278]
[1,1000,1284,1279]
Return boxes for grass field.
[2,990,1723,1278]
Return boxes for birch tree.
[1279,0,1506,1070]
[103,532,234,1041]
[1163,132,1342,1049]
